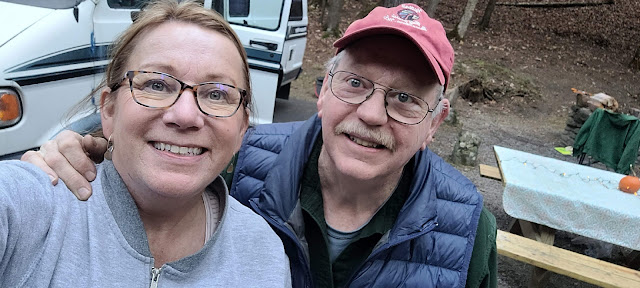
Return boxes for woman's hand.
[21,130,108,200]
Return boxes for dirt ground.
[291,0,640,287]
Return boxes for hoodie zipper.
[149,267,162,288]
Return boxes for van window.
[1,0,82,9]
[224,0,284,31]
[289,0,302,21]
[107,0,148,9]
[229,1,249,17]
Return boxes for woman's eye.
[348,78,361,88]
[208,90,226,100]
[143,80,168,92]
[151,82,165,91]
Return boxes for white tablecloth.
[494,145,640,250]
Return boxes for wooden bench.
[497,229,640,288]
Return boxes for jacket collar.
[100,160,230,271]
[256,114,438,239]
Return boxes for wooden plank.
[493,147,507,185]
[497,230,640,288]
[479,164,502,180]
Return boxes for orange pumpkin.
[619,175,640,194]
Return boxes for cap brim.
[334,26,447,87]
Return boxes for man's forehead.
[338,42,439,92]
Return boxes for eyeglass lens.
[330,71,430,124]
[129,71,242,117]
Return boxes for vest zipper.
[150,267,162,288]
[345,221,438,286]
[249,200,313,288]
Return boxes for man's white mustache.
[334,121,396,151]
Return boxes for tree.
[314,0,328,27]
[325,0,344,36]
[449,0,479,40]
[426,0,440,17]
[479,0,496,30]
[382,0,409,7]
[631,45,640,71]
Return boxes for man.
[23,4,496,287]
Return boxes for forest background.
[290,0,640,287]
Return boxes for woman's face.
[101,21,248,201]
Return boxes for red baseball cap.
[334,3,454,91]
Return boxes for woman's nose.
[162,89,205,129]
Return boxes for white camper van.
[0,0,307,159]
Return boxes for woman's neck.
[136,192,207,267]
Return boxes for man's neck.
[318,148,404,231]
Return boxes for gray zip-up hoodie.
[0,160,291,287]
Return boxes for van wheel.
[276,83,291,100]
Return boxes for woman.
[0,1,290,287]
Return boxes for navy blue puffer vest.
[231,115,483,288]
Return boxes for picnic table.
[492,146,640,287]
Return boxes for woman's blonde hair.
[80,0,252,122]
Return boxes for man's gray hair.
[325,51,446,120]
[430,86,445,119]
[325,52,343,74]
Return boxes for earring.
[104,135,114,160]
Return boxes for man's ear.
[100,88,116,138]
[316,71,331,118]
[235,107,250,152]
[420,98,449,150]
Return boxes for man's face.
[316,35,449,181]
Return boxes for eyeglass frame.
[327,68,441,125]
[109,70,247,118]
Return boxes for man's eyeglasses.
[111,71,246,118]
[328,71,440,125]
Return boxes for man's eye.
[348,78,361,88]
[397,93,412,103]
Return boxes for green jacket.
[574,108,640,174]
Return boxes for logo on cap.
[397,9,419,21]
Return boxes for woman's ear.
[100,88,116,138]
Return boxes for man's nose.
[162,89,205,129]
[356,88,388,125]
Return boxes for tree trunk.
[479,0,496,30]
[319,0,327,27]
[451,0,479,40]
[426,0,440,17]
[496,0,614,8]
[325,0,344,36]
[382,0,409,7]
[631,45,640,71]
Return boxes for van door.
[208,0,295,124]
[278,0,307,100]
[91,0,142,102]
